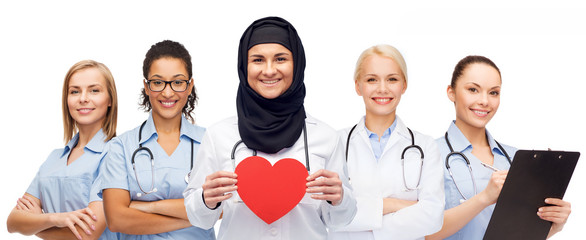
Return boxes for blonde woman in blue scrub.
[426,55,572,240]
[328,45,444,240]
[97,40,214,240]
[7,60,119,240]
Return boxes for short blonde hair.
[354,44,408,83]
[62,60,118,143]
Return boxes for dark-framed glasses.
[145,79,191,92]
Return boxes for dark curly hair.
[140,40,198,123]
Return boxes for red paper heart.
[235,156,309,224]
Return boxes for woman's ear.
[187,78,194,95]
[355,80,362,96]
[447,85,455,102]
[143,80,150,94]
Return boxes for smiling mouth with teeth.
[373,98,392,103]
[472,110,489,116]
[161,101,177,107]
[78,108,94,113]
[261,79,279,84]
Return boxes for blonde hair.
[62,60,118,143]
[354,44,408,83]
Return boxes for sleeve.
[96,137,130,198]
[89,150,109,203]
[183,130,223,230]
[25,150,59,199]
[373,137,445,239]
[328,130,384,231]
[25,168,43,199]
[338,197,384,231]
[320,134,358,228]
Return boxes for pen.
[480,162,500,172]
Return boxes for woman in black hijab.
[184,17,356,240]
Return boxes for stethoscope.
[444,132,511,202]
[131,121,194,197]
[345,124,424,191]
[230,123,310,172]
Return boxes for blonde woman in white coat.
[328,45,444,240]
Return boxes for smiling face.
[247,43,294,99]
[145,57,193,123]
[355,54,407,120]
[448,63,501,131]
[67,67,111,130]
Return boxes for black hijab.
[236,16,306,154]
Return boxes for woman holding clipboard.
[425,55,571,240]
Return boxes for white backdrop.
[1,1,584,239]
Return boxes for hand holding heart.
[306,169,344,206]
[202,171,238,209]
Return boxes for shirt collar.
[180,114,205,144]
[358,115,406,139]
[485,129,506,157]
[62,129,107,157]
[62,133,78,157]
[364,120,395,139]
[445,121,472,152]
[445,121,505,156]
[85,129,107,153]
[140,112,205,144]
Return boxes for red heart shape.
[235,156,309,224]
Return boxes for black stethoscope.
[131,121,194,197]
[345,124,424,191]
[444,131,511,202]
[230,123,310,172]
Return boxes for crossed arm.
[7,193,106,240]
[102,188,192,235]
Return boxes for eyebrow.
[69,84,103,88]
[364,73,400,77]
[148,74,188,79]
[249,52,291,58]
[466,82,501,89]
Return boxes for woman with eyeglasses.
[7,60,119,240]
[183,16,356,240]
[97,40,215,239]
[425,55,571,240]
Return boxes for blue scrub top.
[98,113,214,240]
[26,129,119,240]
[436,121,517,240]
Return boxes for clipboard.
[483,150,580,240]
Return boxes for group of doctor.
[7,16,571,240]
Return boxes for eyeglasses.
[145,79,191,92]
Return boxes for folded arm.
[7,193,104,240]
[103,188,192,235]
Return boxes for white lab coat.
[328,116,444,240]
[184,115,357,240]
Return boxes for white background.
[1,1,584,239]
